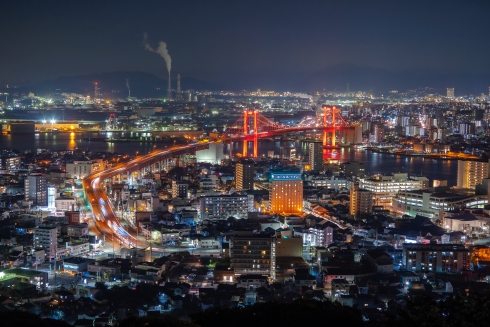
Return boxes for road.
[82,122,352,246]
[83,142,213,248]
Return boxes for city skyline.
[2,0,490,92]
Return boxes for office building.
[456,160,489,189]
[230,233,276,278]
[199,194,249,220]
[34,224,58,261]
[358,173,428,209]
[172,180,188,199]
[235,159,254,190]
[25,173,47,206]
[309,142,323,171]
[349,184,374,217]
[402,244,470,272]
[270,170,303,215]
[392,190,487,219]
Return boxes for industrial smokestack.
[167,73,172,100]
[126,78,130,98]
[176,74,181,101]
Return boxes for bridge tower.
[242,110,258,157]
[322,105,344,148]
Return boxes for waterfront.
[0,132,459,186]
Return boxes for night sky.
[2,0,490,90]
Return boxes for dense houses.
[2,95,490,323]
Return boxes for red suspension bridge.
[83,106,357,247]
[222,105,357,157]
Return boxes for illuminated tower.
[94,82,99,98]
[270,170,303,215]
[167,73,172,100]
[176,74,182,101]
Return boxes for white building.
[359,173,428,209]
[294,221,334,247]
[196,143,224,164]
[309,176,349,190]
[197,236,220,249]
[65,240,90,256]
[392,190,488,219]
[34,224,58,261]
[55,196,77,212]
[66,159,102,179]
[47,186,56,211]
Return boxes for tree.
[191,300,363,327]
[94,281,108,291]
[117,316,199,327]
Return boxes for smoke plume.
[143,32,172,74]
[126,78,130,89]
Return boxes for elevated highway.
[83,107,358,243]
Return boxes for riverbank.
[366,147,481,161]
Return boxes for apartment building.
[402,244,470,273]
[456,160,489,189]
[199,194,249,220]
[230,233,276,279]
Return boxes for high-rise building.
[235,159,254,190]
[25,173,47,206]
[34,223,58,261]
[270,170,303,215]
[172,180,188,199]
[456,160,489,189]
[199,194,250,220]
[309,142,323,171]
[230,233,276,278]
[349,183,374,217]
[447,88,455,98]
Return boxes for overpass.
[83,106,358,245]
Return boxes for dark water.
[229,140,458,186]
[0,132,458,186]
[0,131,168,157]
